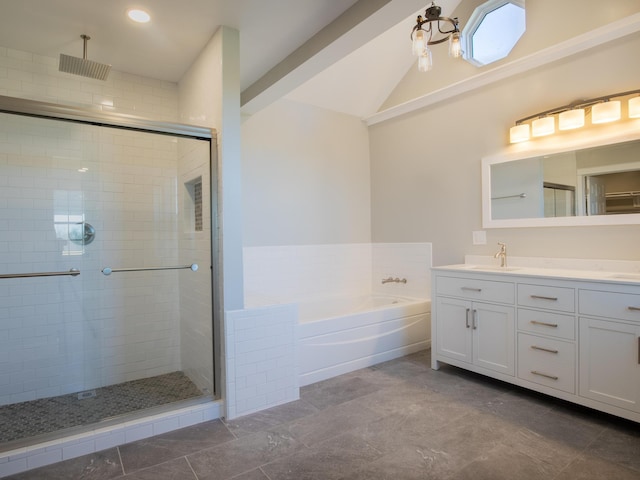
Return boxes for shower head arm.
[81,34,90,60]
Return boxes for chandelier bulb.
[412,29,427,56]
[449,31,462,58]
[418,48,433,72]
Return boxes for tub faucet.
[381,277,407,284]
[494,242,507,268]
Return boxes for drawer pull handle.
[530,320,558,328]
[628,306,640,312]
[531,371,558,381]
[461,287,482,292]
[531,345,559,354]
[530,295,558,301]
[472,309,478,330]
[465,308,471,328]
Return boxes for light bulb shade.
[558,108,585,130]
[412,29,427,56]
[628,97,640,118]
[417,48,432,72]
[509,124,530,143]
[531,117,555,137]
[592,101,621,124]
[449,31,462,58]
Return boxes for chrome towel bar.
[101,264,198,275]
[0,268,80,279]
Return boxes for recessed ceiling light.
[127,9,151,23]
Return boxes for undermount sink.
[469,265,521,272]
[608,273,640,281]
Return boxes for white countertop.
[433,263,640,285]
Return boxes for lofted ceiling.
[0,0,461,118]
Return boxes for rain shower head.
[59,34,111,81]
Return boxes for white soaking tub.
[297,294,431,386]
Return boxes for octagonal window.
[463,0,526,67]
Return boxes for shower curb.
[0,400,223,478]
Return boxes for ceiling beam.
[240,0,428,115]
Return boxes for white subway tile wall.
[225,304,298,419]
[0,47,178,121]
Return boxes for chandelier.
[411,2,462,72]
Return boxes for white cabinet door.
[436,297,514,375]
[436,297,472,364]
[473,302,515,376]
[579,317,640,412]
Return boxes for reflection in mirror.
[485,137,640,226]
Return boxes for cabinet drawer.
[518,333,575,393]
[518,284,575,313]
[579,290,640,323]
[517,308,575,340]
[436,276,514,304]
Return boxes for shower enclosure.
[0,97,217,448]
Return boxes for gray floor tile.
[118,457,196,479]
[228,468,271,480]
[187,426,305,480]
[553,454,640,480]
[260,432,383,480]
[300,374,380,410]
[4,448,123,480]
[118,419,235,473]
[584,423,640,473]
[522,407,606,450]
[224,399,319,437]
[285,398,381,447]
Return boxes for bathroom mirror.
[482,128,640,228]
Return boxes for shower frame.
[0,93,223,403]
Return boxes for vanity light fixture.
[508,88,640,144]
[630,96,640,118]
[531,116,555,137]
[411,2,462,72]
[558,108,585,130]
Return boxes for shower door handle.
[102,264,198,275]
[0,268,80,279]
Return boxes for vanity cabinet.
[578,289,640,412]
[432,266,640,423]
[435,276,514,376]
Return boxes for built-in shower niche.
[184,177,203,233]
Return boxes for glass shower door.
[0,112,213,447]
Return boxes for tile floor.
[5,350,640,479]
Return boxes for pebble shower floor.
[0,371,203,445]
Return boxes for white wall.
[242,98,372,246]
[370,31,640,266]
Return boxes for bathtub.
[298,294,431,386]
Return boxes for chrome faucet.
[381,277,408,284]
[494,242,507,268]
